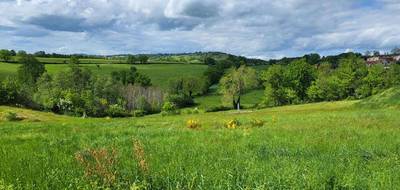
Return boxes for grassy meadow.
[1,100,400,189]
[0,62,207,88]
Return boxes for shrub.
[161,101,179,116]
[250,119,265,127]
[106,104,130,117]
[133,110,146,117]
[165,94,194,108]
[186,119,201,129]
[225,119,240,129]
[3,112,21,121]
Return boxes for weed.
[133,139,149,175]
[186,119,201,129]
[74,148,118,186]
[225,119,241,129]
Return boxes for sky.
[0,0,399,59]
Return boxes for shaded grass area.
[195,89,264,109]
[0,63,207,88]
[1,101,400,189]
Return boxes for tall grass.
[0,101,400,189]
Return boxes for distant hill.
[355,88,400,109]
[110,51,268,65]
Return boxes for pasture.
[0,63,207,88]
[1,101,400,189]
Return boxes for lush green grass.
[1,101,400,189]
[0,63,207,88]
[356,87,400,109]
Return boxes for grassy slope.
[355,87,400,109]
[0,63,207,88]
[1,101,400,189]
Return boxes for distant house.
[366,55,398,68]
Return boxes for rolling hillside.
[1,100,400,189]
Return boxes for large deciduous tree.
[219,65,258,110]
[17,54,45,84]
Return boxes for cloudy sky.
[0,0,399,59]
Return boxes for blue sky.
[0,0,399,59]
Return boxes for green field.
[0,63,207,88]
[1,100,400,189]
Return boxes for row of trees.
[0,54,163,117]
[262,54,400,107]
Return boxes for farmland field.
[1,101,400,189]
[0,62,207,88]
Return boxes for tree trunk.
[236,96,241,111]
[232,96,241,111]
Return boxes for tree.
[10,50,16,56]
[111,66,151,86]
[335,55,368,98]
[127,55,137,64]
[303,53,321,65]
[391,47,400,55]
[17,50,27,57]
[285,59,316,100]
[182,76,207,97]
[262,65,290,106]
[373,51,380,56]
[138,55,149,64]
[356,64,386,98]
[219,65,258,110]
[34,51,46,57]
[0,49,12,62]
[386,64,400,86]
[204,57,216,65]
[17,54,46,84]
[70,56,80,65]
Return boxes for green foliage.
[111,66,152,86]
[165,94,193,108]
[161,101,179,116]
[106,104,129,117]
[219,65,258,109]
[0,49,12,62]
[261,65,289,106]
[127,55,137,64]
[17,54,45,84]
[137,55,149,64]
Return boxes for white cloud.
[0,0,399,58]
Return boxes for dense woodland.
[1,49,400,118]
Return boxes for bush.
[161,101,179,116]
[3,112,21,121]
[165,94,194,108]
[133,110,146,117]
[186,119,201,129]
[225,119,240,129]
[106,104,130,117]
[250,119,265,127]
